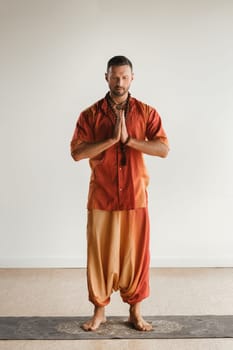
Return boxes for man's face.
[105,65,134,98]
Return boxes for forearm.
[127,138,169,158]
[71,138,116,161]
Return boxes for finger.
[116,118,121,131]
[117,110,122,120]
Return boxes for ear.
[131,73,134,81]
[105,73,108,82]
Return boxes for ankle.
[94,306,105,316]
[129,303,141,316]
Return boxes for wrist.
[122,135,131,146]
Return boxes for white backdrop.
[0,0,233,267]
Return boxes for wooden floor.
[0,268,233,349]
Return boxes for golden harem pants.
[86,208,150,306]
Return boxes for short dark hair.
[107,55,133,72]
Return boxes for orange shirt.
[71,95,168,211]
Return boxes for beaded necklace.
[106,92,130,119]
[106,92,131,166]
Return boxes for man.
[70,55,169,331]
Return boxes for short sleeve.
[70,111,94,153]
[146,108,169,147]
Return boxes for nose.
[116,77,123,86]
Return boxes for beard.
[111,86,129,97]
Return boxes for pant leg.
[86,209,121,306]
[118,207,150,305]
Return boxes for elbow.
[71,142,87,162]
[160,145,169,158]
[160,153,168,159]
[71,151,82,162]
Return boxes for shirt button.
[119,167,122,170]
[119,188,122,191]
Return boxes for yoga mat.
[0,315,232,340]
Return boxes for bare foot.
[129,303,152,331]
[82,306,106,331]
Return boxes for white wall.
[0,0,233,267]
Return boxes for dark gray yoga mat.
[0,315,233,340]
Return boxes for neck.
[109,92,128,105]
